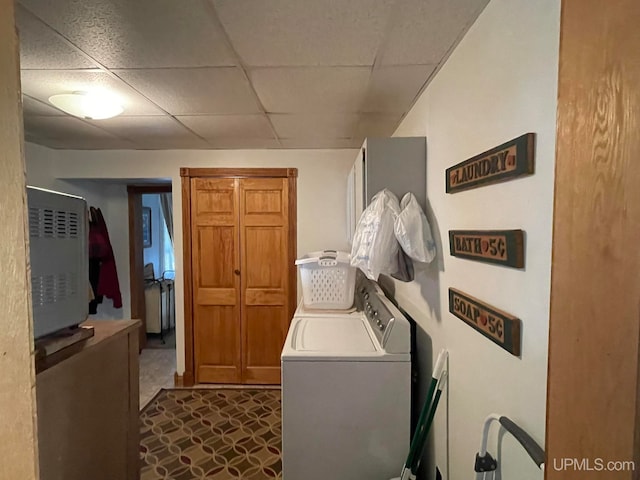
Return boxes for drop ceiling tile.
[29,137,138,149]
[20,69,165,116]
[115,68,261,115]
[214,0,395,66]
[22,95,64,116]
[363,65,435,113]
[280,138,362,149]
[269,113,359,139]
[23,115,126,143]
[18,0,236,68]
[178,115,274,139]
[85,115,197,141]
[206,138,282,149]
[130,137,211,150]
[16,6,97,70]
[379,0,489,65]
[250,67,371,113]
[355,113,403,138]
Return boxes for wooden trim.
[183,371,195,387]
[546,0,640,476]
[127,184,171,194]
[173,371,195,387]
[181,167,293,178]
[181,175,195,386]
[127,191,146,350]
[288,175,298,323]
[127,183,173,351]
[636,336,640,473]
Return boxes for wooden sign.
[448,288,521,356]
[446,133,535,193]
[449,230,524,268]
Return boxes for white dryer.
[281,276,411,480]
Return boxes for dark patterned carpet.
[140,389,282,479]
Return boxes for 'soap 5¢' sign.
[448,288,521,356]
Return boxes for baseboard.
[174,371,195,387]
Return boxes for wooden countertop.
[36,319,141,374]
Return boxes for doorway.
[141,192,176,349]
[127,184,176,406]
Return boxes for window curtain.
[159,193,173,245]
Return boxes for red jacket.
[89,207,122,309]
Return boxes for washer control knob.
[379,323,386,332]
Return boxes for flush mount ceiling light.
[48,91,123,120]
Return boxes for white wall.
[392,0,559,478]
[24,145,356,373]
[26,143,130,320]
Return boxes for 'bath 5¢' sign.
[449,230,524,268]
[448,288,521,356]
[445,133,535,193]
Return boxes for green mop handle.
[409,371,448,473]
[401,350,448,476]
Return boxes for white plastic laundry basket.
[295,250,356,309]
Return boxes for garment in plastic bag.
[391,248,414,282]
[350,189,400,280]
[394,193,436,263]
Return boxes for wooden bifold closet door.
[184,169,297,385]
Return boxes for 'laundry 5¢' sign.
[448,288,521,356]
[445,133,535,193]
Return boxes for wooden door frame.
[545,0,640,476]
[180,167,298,387]
[127,184,172,351]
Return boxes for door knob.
[234,269,241,275]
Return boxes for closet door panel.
[194,179,236,225]
[242,178,287,226]
[243,306,287,384]
[195,306,240,384]
[245,289,286,306]
[244,227,284,287]
[191,178,241,384]
[197,226,235,287]
[240,178,290,384]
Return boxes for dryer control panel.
[355,274,410,354]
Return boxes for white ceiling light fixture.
[48,91,124,120]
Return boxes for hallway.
[139,349,176,409]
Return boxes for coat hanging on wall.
[88,207,122,313]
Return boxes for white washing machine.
[281,276,411,480]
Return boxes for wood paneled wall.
[0,2,40,479]
[546,0,640,478]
